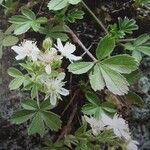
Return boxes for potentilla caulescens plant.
[0,0,150,149]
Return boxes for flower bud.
[42,37,53,51]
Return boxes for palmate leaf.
[118,17,138,34]
[9,8,47,35]
[109,17,138,39]
[89,54,137,95]
[82,91,116,118]
[66,9,84,23]
[40,25,69,41]
[124,34,150,61]
[11,99,62,136]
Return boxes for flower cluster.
[85,113,139,150]
[11,38,82,105]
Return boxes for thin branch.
[57,104,77,141]
[61,89,80,116]
[81,1,108,33]
[65,25,97,62]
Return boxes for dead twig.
[65,25,97,62]
[57,104,77,141]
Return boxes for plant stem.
[81,1,108,33]
[119,38,136,42]
[65,25,97,62]
[0,3,8,9]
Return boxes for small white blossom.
[84,115,106,136]
[38,48,62,74]
[41,73,69,105]
[11,40,40,61]
[127,140,139,150]
[101,113,131,140]
[55,38,82,62]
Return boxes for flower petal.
[67,53,82,61]
[59,88,69,96]
[56,72,66,81]
[50,94,57,106]
[45,64,52,75]
[56,38,64,52]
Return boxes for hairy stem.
[81,1,108,33]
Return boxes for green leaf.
[132,50,142,63]
[21,99,38,110]
[48,0,68,11]
[9,77,24,90]
[85,91,101,106]
[31,84,38,99]
[66,9,84,23]
[9,10,47,35]
[11,110,35,124]
[100,65,129,95]
[126,91,144,107]
[9,15,30,24]
[89,64,105,91]
[41,111,62,131]
[40,99,53,110]
[82,91,116,117]
[82,104,100,115]
[101,102,116,113]
[2,35,19,46]
[14,23,31,35]
[28,112,45,137]
[123,34,150,58]
[21,8,36,20]
[124,70,141,84]
[75,123,87,137]
[68,0,81,4]
[68,62,94,74]
[137,45,150,56]
[48,0,81,11]
[96,35,115,60]
[46,25,68,41]
[123,43,135,50]
[8,67,23,77]
[134,34,150,46]
[102,54,138,74]
[118,17,138,34]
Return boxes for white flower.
[11,40,40,61]
[38,48,62,74]
[127,140,139,150]
[101,113,131,140]
[55,38,82,62]
[84,115,106,136]
[41,73,69,105]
